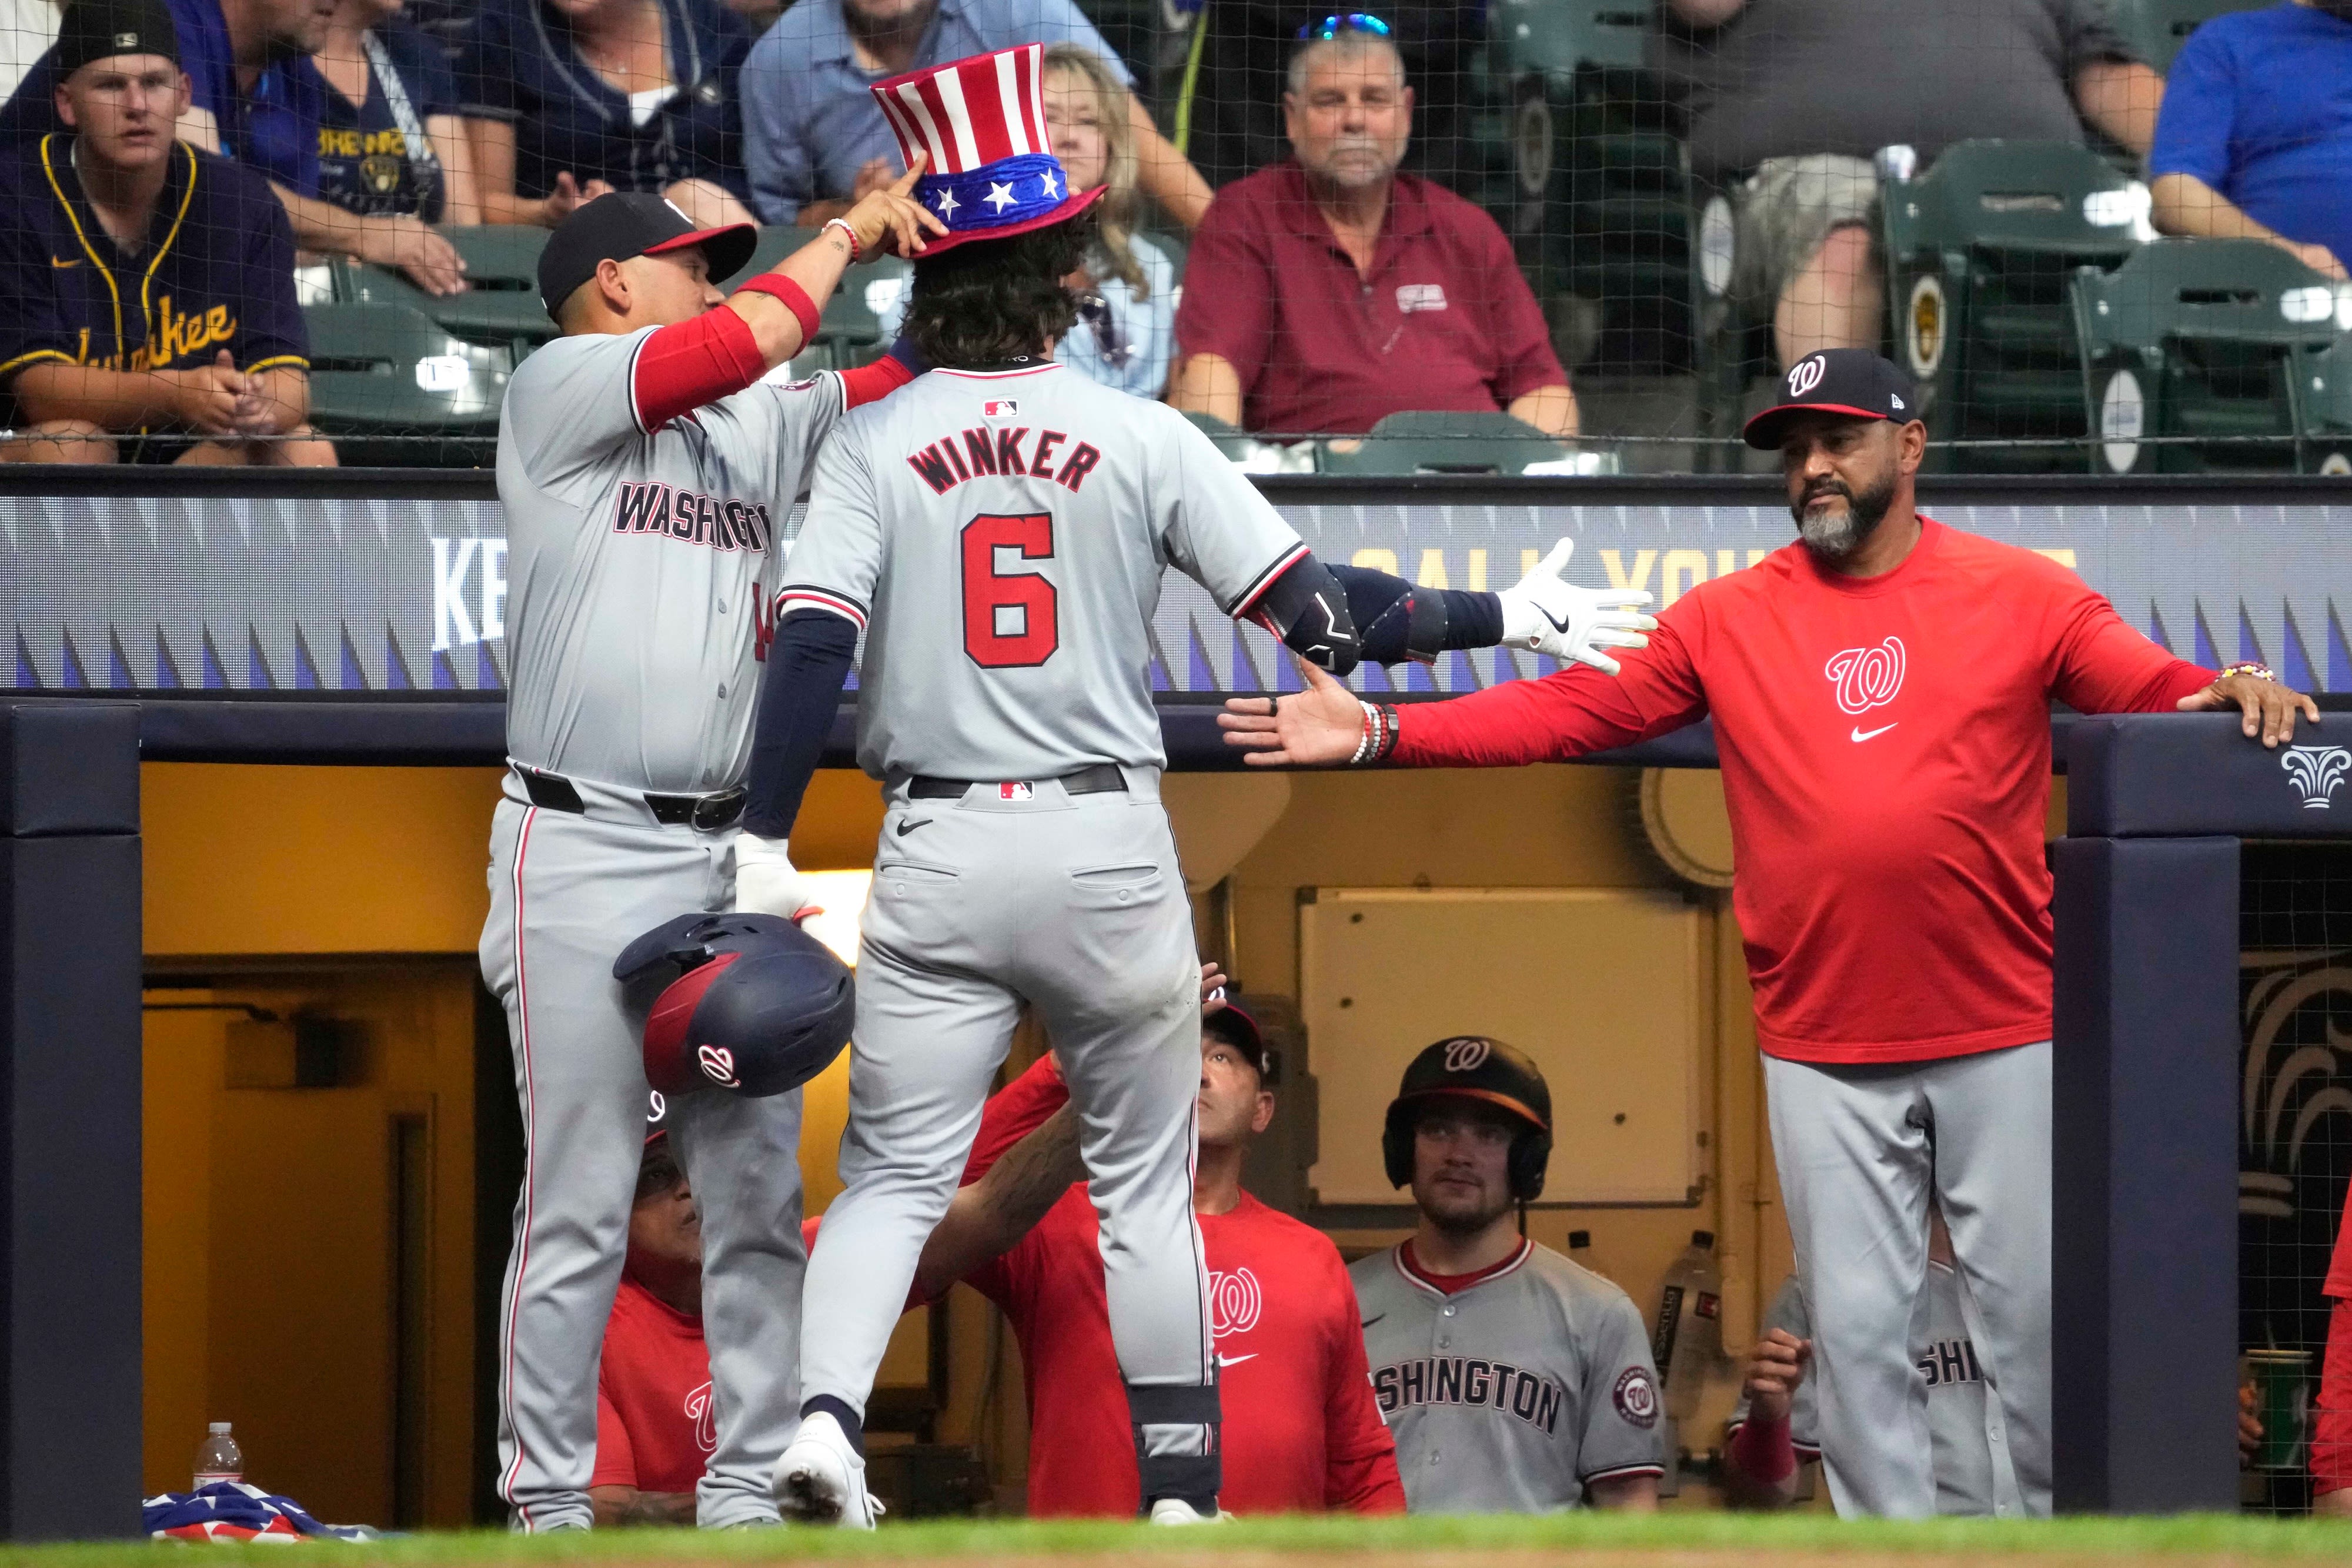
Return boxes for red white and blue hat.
[871,44,1105,256]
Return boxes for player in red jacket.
[961,1004,1405,1516]
[2319,1192,2352,1517]
[1219,349,2318,1519]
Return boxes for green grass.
[15,1512,2352,1566]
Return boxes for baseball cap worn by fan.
[1742,348,1920,449]
[537,192,759,322]
[1204,997,1275,1082]
[870,44,1105,256]
[55,0,179,72]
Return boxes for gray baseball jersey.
[776,361,1305,781]
[482,332,858,1529]
[1352,1239,1667,1512]
[498,330,848,794]
[1729,1265,2022,1516]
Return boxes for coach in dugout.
[1352,1038,1664,1512]
[1223,347,2319,1518]
[0,0,330,464]
[957,998,1406,1516]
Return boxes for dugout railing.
[4,470,2349,1534]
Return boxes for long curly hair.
[905,213,1092,370]
[1042,42,1149,299]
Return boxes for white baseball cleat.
[1146,1497,1229,1524]
[772,1410,883,1528]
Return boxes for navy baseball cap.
[1743,349,1919,449]
[55,0,178,72]
[1204,998,1276,1084]
[539,192,758,322]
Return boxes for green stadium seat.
[1315,410,1606,475]
[2070,238,2347,474]
[2100,0,2271,72]
[303,302,507,466]
[1880,139,2145,473]
[2302,335,2352,477]
[1180,409,1256,462]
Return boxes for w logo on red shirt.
[1825,637,1906,716]
[1209,1267,1263,1336]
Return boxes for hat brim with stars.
[872,44,1108,258]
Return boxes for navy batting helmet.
[613,912,854,1098]
[1380,1036,1553,1201]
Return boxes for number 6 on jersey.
[963,511,1060,667]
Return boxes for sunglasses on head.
[1296,11,1391,39]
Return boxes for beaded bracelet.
[821,217,862,260]
[2218,661,2277,684]
[1349,701,1402,766]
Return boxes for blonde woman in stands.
[1040,41,1175,398]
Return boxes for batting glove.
[732,833,818,920]
[1494,537,1659,676]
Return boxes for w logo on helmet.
[1442,1037,1492,1072]
[697,1044,743,1088]
[1786,354,1827,397]
[1825,636,1906,716]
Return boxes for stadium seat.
[2102,0,2271,72]
[303,302,509,466]
[2301,336,2352,477]
[1180,409,1255,461]
[2069,238,2348,474]
[1315,410,1605,475]
[1880,139,2146,473]
[1489,0,1698,377]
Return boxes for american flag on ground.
[142,1482,375,1542]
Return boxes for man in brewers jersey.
[733,43,1653,1527]
[1353,1038,1666,1512]
[478,173,941,1532]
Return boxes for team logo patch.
[1441,1037,1492,1073]
[697,1044,743,1088]
[2283,746,2351,809]
[1825,636,1906,717]
[984,399,1020,417]
[1396,283,1448,314]
[1210,1267,1264,1336]
[686,1381,718,1453]
[998,781,1033,801]
[1612,1366,1660,1429]
[1786,353,1826,398]
[1906,275,1946,379]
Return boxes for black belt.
[514,765,747,831]
[907,762,1127,800]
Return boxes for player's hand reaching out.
[838,153,950,260]
[1743,1329,1812,1424]
[733,833,821,921]
[2177,668,2320,748]
[1494,537,1657,676]
[1218,657,1374,767]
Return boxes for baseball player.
[1723,1202,2022,1516]
[730,44,1652,1528]
[1222,348,2321,1517]
[476,175,943,1532]
[1353,1037,1666,1512]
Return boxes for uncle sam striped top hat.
[871,44,1106,256]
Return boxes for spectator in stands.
[957,999,1407,1516]
[2147,1,2350,281]
[310,0,480,229]
[457,0,757,231]
[738,0,1211,232]
[0,0,61,105]
[1651,0,2166,369]
[1041,42,1175,397]
[0,0,333,464]
[601,1099,1087,1524]
[1168,16,1573,437]
[2,0,471,294]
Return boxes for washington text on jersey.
[1372,1356,1570,1434]
[611,482,777,553]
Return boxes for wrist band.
[1349,701,1402,767]
[731,273,821,352]
[822,217,861,259]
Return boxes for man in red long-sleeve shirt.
[961,1004,1406,1517]
[1220,349,2318,1520]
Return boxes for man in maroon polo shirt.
[1167,15,1572,437]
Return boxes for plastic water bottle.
[1652,1230,1723,1423]
[192,1422,243,1489]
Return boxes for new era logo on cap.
[113,30,137,45]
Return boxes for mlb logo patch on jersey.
[998,781,1033,801]
[984,399,1020,418]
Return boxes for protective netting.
[0,0,2344,469]
[2239,840,2352,1516]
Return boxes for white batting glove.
[1494,537,1659,676]
[732,833,818,920]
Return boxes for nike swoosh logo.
[1850,723,1898,743]
[894,818,930,837]
[49,257,79,269]
[1216,1353,1256,1368]
[1359,1315,1386,1329]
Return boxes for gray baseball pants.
[479,784,807,1530]
[798,770,1220,1499]
[1764,1039,2052,1519]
